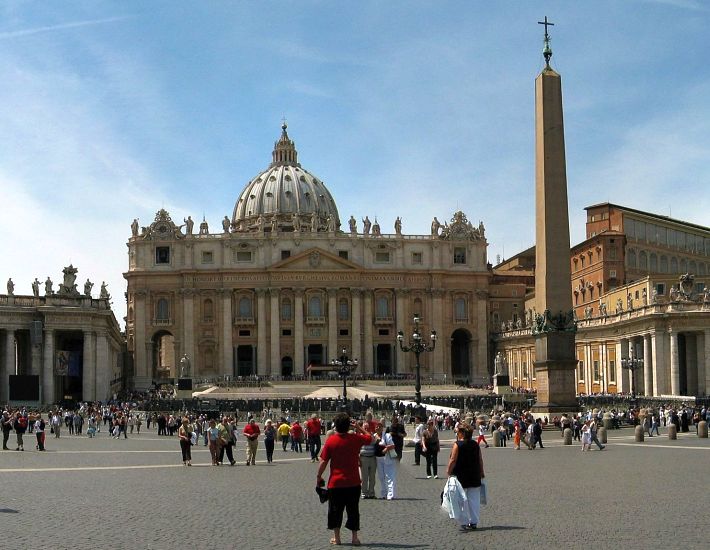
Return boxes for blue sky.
[1,0,709,322]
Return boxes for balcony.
[153,318,172,326]
[374,315,394,325]
[306,315,326,325]
[234,316,255,326]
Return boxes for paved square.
[1,426,707,549]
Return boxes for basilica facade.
[125,125,491,389]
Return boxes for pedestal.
[493,374,511,395]
[176,377,193,399]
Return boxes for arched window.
[376,296,390,318]
[281,298,292,321]
[308,295,322,317]
[203,298,214,322]
[454,298,467,321]
[338,298,349,321]
[670,257,678,273]
[638,251,648,270]
[239,297,253,318]
[660,256,668,273]
[156,298,169,321]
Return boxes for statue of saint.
[271,217,278,233]
[45,277,53,296]
[327,215,336,232]
[184,216,194,235]
[394,216,402,236]
[311,211,318,232]
[6,278,14,296]
[131,218,139,237]
[180,354,191,377]
[372,219,381,236]
[84,279,94,297]
[362,216,371,235]
[478,221,485,238]
[431,217,441,236]
[222,216,230,233]
[100,282,110,300]
[31,278,40,297]
[257,214,265,232]
[292,213,301,232]
[348,215,357,233]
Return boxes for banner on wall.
[55,351,82,377]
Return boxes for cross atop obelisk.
[538,16,554,68]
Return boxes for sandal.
[329,538,341,545]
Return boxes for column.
[182,290,195,371]
[222,290,233,377]
[431,289,445,377]
[363,290,373,373]
[643,334,653,396]
[1,330,15,403]
[134,291,148,384]
[476,291,488,384]
[651,330,666,396]
[669,329,680,396]
[269,288,280,376]
[294,290,304,375]
[599,343,607,393]
[327,289,338,363]
[702,329,710,396]
[351,289,362,365]
[395,289,407,374]
[82,331,96,402]
[619,339,630,393]
[256,289,267,376]
[41,329,54,404]
[95,332,110,402]
[685,334,698,396]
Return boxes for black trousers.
[264,439,275,462]
[219,442,234,463]
[327,486,361,532]
[2,430,10,449]
[180,439,192,461]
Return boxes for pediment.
[271,247,360,271]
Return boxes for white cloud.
[0,15,133,40]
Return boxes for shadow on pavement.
[0,509,19,513]
[476,525,525,532]
[360,544,428,548]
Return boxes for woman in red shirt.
[316,413,372,546]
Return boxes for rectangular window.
[201,251,214,264]
[608,360,616,383]
[155,246,170,264]
[281,329,292,336]
[238,329,250,337]
[609,269,617,278]
[281,250,291,260]
[236,251,253,263]
[339,329,349,336]
[412,252,423,265]
[453,247,466,264]
[338,250,349,260]
[609,247,617,260]
[655,283,666,295]
[378,329,389,336]
[577,360,584,380]
[593,360,600,381]
[374,251,390,263]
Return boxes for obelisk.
[532,18,578,414]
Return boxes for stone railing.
[0,294,111,310]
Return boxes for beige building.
[0,266,124,404]
[125,125,492,389]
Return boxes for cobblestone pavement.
[0,427,708,550]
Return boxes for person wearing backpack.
[14,412,27,451]
[34,416,46,451]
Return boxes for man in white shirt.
[413,416,425,466]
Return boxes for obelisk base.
[531,359,578,417]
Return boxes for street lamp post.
[397,314,437,415]
[621,347,644,396]
[331,348,358,409]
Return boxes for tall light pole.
[331,347,357,409]
[397,314,437,414]
[621,346,644,396]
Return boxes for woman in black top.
[446,423,484,531]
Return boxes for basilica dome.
[231,124,341,233]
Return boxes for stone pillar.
[294,290,304,375]
[670,329,680,396]
[643,334,653,397]
[363,290,373,374]
[699,330,708,396]
[30,335,42,377]
[222,290,233,377]
[476,291,488,383]
[182,290,195,373]
[95,332,110,402]
[619,339,630,393]
[134,291,148,384]
[82,331,96,402]
[42,329,54,404]
[351,289,362,366]
[651,330,666,396]
[256,289,267,376]
[1,329,15,403]
[269,288,280,377]
[395,289,407,374]
[431,289,445,377]
[327,289,338,363]
[685,334,698,396]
